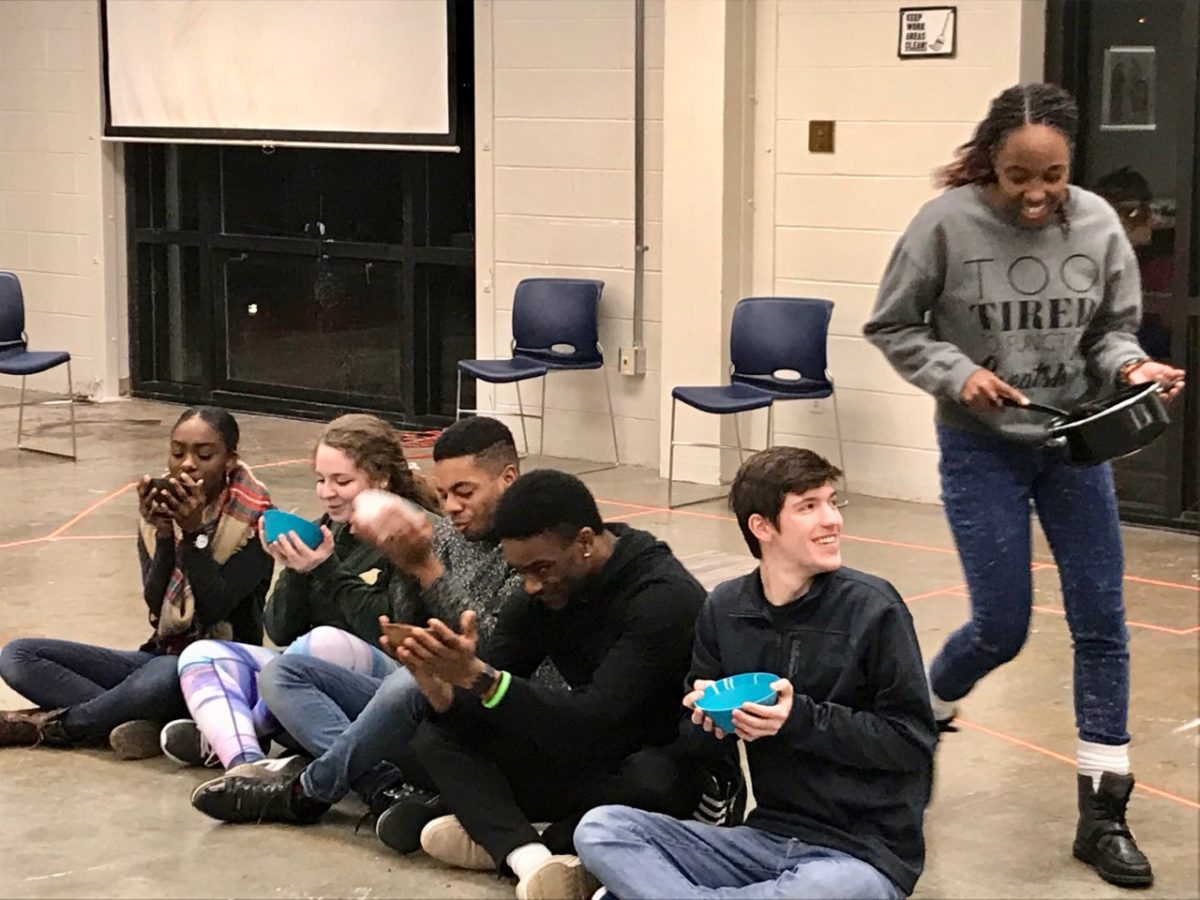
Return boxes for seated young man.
[574,447,937,899]
[190,417,529,835]
[394,469,710,900]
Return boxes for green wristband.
[481,670,512,709]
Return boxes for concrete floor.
[1,395,1197,899]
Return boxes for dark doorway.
[126,1,475,429]
[1048,0,1199,532]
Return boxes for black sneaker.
[160,719,220,767]
[373,783,447,853]
[693,769,747,827]
[190,770,328,825]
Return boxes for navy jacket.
[683,566,936,895]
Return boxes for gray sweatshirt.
[863,184,1145,442]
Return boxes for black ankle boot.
[1073,772,1153,888]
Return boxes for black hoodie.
[470,523,706,767]
[683,566,936,895]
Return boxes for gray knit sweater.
[388,518,520,651]
[864,184,1145,442]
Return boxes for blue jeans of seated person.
[0,639,186,744]
[257,655,429,804]
[574,806,903,899]
[930,423,1130,745]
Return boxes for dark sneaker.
[693,768,747,827]
[160,719,219,767]
[190,769,328,825]
[373,782,448,853]
[109,720,165,760]
[0,709,44,747]
[0,708,68,748]
[225,755,308,781]
[1073,772,1153,888]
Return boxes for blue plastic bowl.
[262,508,323,550]
[694,672,780,733]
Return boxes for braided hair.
[937,83,1079,234]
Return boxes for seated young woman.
[0,406,273,759]
[160,413,441,776]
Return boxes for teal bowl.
[262,508,323,550]
[694,672,780,733]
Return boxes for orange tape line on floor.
[955,717,1200,811]
[47,481,137,539]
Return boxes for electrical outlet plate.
[618,346,646,376]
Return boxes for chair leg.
[515,381,530,456]
[538,376,547,458]
[66,360,77,460]
[733,413,746,463]
[16,374,27,448]
[668,397,678,509]
[766,404,775,450]
[455,370,464,421]
[831,390,848,496]
[16,366,78,460]
[602,367,620,467]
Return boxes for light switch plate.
[809,120,835,153]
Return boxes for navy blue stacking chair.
[0,272,77,459]
[668,296,847,507]
[456,278,618,469]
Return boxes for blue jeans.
[0,638,186,744]
[575,806,903,899]
[257,656,429,804]
[930,423,1130,745]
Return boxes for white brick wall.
[0,0,120,398]
[0,0,1044,500]
[753,0,1045,502]
[476,0,664,466]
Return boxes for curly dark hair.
[433,417,519,472]
[492,469,603,543]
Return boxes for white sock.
[506,842,552,879]
[926,666,957,722]
[1077,739,1130,790]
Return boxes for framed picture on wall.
[1100,46,1156,131]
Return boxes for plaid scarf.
[138,462,272,654]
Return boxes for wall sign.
[898,7,956,58]
[1100,46,1156,131]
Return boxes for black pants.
[410,716,704,870]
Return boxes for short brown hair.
[730,447,842,558]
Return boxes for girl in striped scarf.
[0,407,273,758]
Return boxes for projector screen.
[101,0,455,146]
